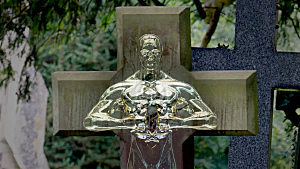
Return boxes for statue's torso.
[122,80,178,115]
[101,71,199,142]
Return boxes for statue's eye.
[141,49,149,56]
[152,49,160,55]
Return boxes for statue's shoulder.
[159,71,199,97]
[108,71,141,90]
[158,71,176,82]
[125,70,141,81]
[100,71,141,100]
[159,71,192,87]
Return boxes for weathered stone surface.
[192,70,258,136]
[5,71,49,169]
[52,70,257,136]
[0,88,19,169]
[52,71,117,136]
[1,28,49,169]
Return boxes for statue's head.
[138,34,162,71]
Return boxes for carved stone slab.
[52,70,257,136]
[5,72,49,169]
[52,71,116,136]
[192,70,258,135]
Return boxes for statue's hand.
[91,112,113,120]
[187,111,217,129]
[192,111,214,118]
[84,112,139,131]
[158,111,217,130]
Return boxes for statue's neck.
[140,68,160,82]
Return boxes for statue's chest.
[123,81,177,102]
[119,81,179,116]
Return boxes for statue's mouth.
[148,57,154,61]
[146,62,155,67]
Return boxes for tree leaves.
[277,1,300,51]
[194,136,229,169]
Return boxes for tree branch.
[4,5,29,30]
[201,8,222,47]
[288,15,300,39]
[193,0,206,19]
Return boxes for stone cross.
[52,7,258,168]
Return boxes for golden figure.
[84,34,217,168]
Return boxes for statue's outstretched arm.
[84,99,137,131]
[84,85,137,131]
[163,101,217,130]
[176,98,217,129]
[162,85,217,130]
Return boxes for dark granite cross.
[52,6,258,168]
[192,0,300,168]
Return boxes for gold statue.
[84,34,217,142]
[84,34,217,168]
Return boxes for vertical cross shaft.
[112,7,196,168]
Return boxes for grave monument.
[84,34,218,168]
[52,6,258,168]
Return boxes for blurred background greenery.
[1,0,300,168]
[270,89,300,169]
[276,0,300,52]
[270,109,296,169]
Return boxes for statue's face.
[139,35,161,70]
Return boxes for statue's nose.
[147,52,154,61]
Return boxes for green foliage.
[278,0,300,38]
[176,0,236,48]
[194,136,229,169]
[44,97,120,168]
[39,26,117,87]
[271,90,300,168]
[277,1,300,52]
[191,9,235,48]
[1,0,84,100]
[0,55,14,88]
[270,110,296,169]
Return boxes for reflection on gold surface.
[84,34,217,168]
